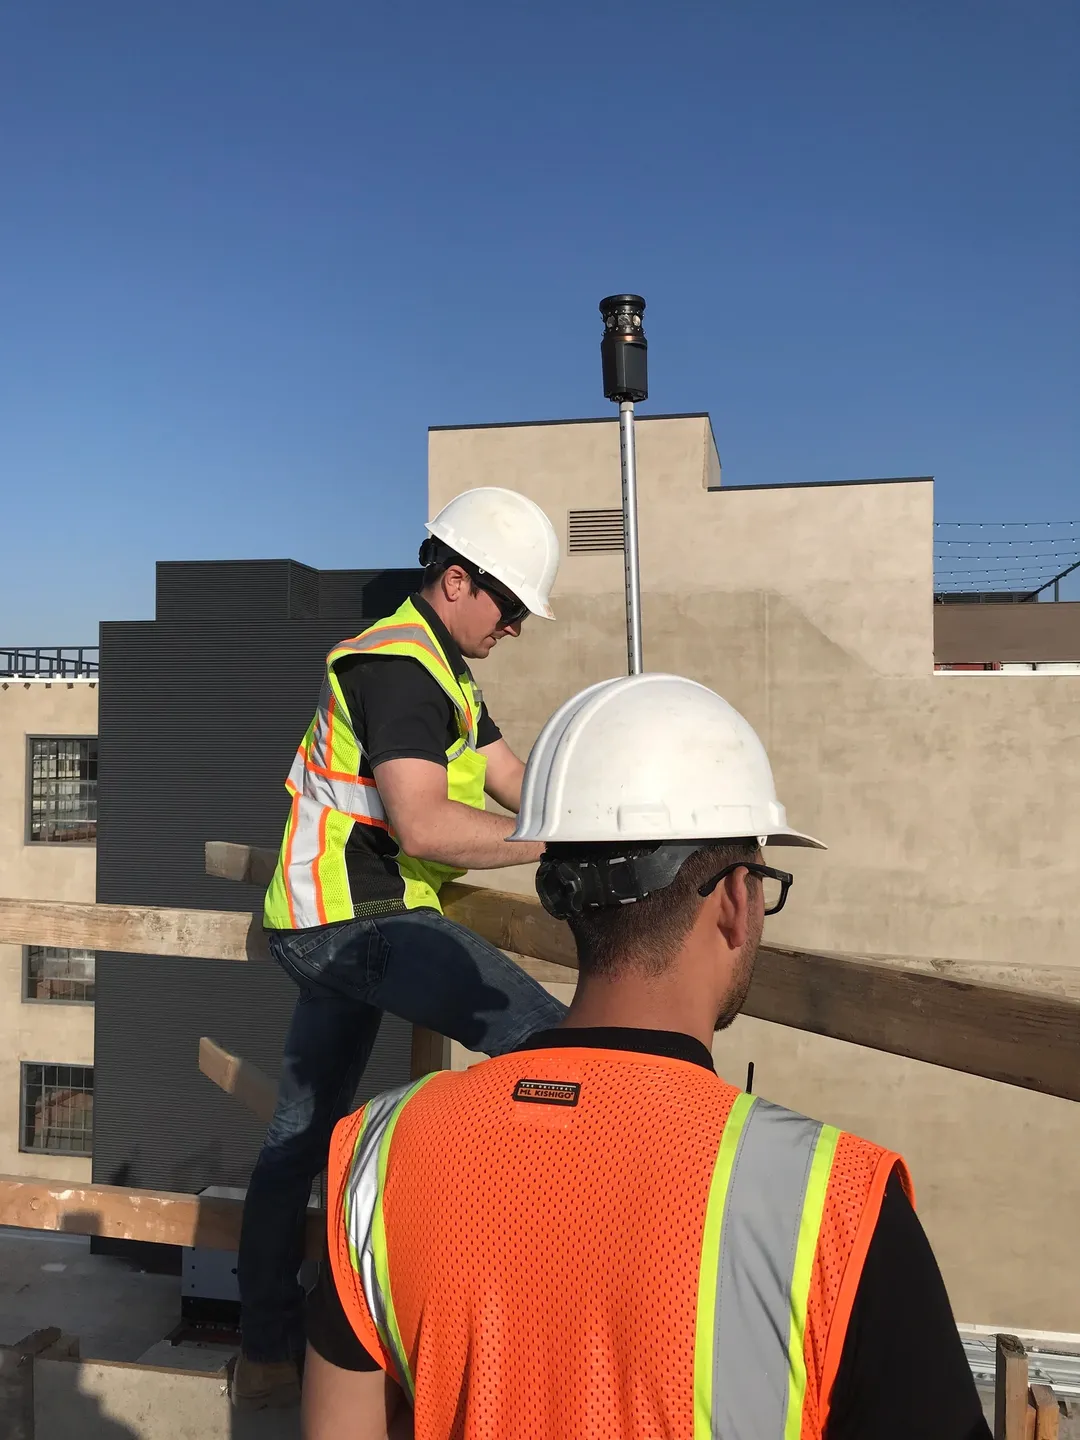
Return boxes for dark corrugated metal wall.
[93,561,420,1193]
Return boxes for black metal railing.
[0,647,99,679]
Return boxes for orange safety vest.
[327,1044,912,1440]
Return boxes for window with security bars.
[21,1063,94,1155]
[24,947,96,1003]
[28,737,98,843]
[567,508,625,553]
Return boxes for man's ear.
[708,867,751,953]
[441,565,471,604]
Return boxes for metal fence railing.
[0,647,99,679]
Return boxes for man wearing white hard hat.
[304,675,987,1440]
[234,489,567,1407]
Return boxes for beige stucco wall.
[430,416,934,677]
[431,416,1080,1331]
[0,681,97,1181]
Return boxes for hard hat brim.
[762,827,827,851]
[518,591,555,621]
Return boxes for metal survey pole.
[600,295,649,675]
[618,400,644,673]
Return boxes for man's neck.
[417,587,455,636]
[413,590,467,670]
[560,972,716,1053]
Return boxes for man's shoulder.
[334,650,450,699]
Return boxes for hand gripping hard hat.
[514,674,824,919]
[425,487,560,620]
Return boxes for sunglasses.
[465,566,529,628]
[698,862,793,916]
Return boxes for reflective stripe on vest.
[694,1094,840,1440]
[285,744,388,826]
[329,617,477,737]
[342,1076,438,1397]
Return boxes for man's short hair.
[554,838,761,978]
[421,551,479,595]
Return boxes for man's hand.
[479,737,527,814]
[374,757,544,869]
[301,1346,411,1440]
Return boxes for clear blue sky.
[2,0,1077,641]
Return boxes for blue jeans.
[236,907,567,1362]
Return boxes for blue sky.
[2,0,1077,641]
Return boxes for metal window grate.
[25,947,96,1003]
[568,508,625,553]
[21,1063,94,1155]
[29,737,98,843]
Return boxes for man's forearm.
[401,799,544,869]
[479,738,527,814]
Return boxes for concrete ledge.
[0,1329,61,1440]
[36,1356,227,1440]
[34,1354,301,1439]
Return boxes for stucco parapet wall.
[469,586,1080,972]
[428,416,934,677]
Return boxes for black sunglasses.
[698,861,793,916]
[423,539,529,628]
[467,567,529,628]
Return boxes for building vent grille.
[567,509,625,554]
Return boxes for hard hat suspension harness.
[536,843,705,920]
[536,842,794,921]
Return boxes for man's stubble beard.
[714,901,764,1034]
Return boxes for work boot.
[229,1353,302,1410]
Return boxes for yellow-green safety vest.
[263,598,487,929]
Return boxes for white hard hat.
[425,487,560,621]
[512,673,824,847]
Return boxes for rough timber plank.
[198,1038,277,1123]
[1031,1383,1060,1440]
[996,1334,1030,1440]
[0,897,264,963]
[738,945,1080,1103]
[205,839,277,889]
[0,1175,321,1254]
[5,884,1080,1104]
[204,851,1080,1104]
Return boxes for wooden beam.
[442,881,577,968]
[0,1175,322,1255]
[4,890,1080,1104]
[996,1334,1029,1440]
[198,1038,277,1123]
[205,840,277,889]
[739,944,1080,1102]
[0,897,264,963]
[1030,1384,1060,1440]
[202,843,579,967]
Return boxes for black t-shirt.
[335,593,501,772]
[307,1028,990,1440]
